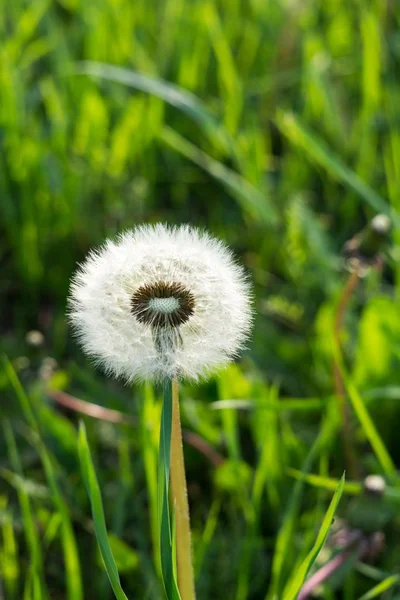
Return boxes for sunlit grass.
[1,0,400,597]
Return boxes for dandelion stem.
[170,377,196,600]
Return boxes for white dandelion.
[68,223,253,383]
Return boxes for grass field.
[2,0,400,598]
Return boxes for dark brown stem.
[333,269,360,480]
[182,431,225,467]
[48,389,134,424]
[48,389,224,467]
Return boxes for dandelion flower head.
[68,224,253,382]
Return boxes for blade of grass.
[0,468,50,499]
[194,497,221,577]
[286,469,362,496]
[3,421,48,600]
[160,126,278,225]
[98,434,136,600]
[282,474,345,600]
[266,399,341,600]
[276,110,398,224]
[210,398,324,412]
[210,387,400,413]
[78,61,227,147]
[357,575,400,600]
[78,422,129,600]
[32,572,42,600]
[140,384,161,574]
[3,356,83,600]
[0,495,19,599]
[286,468,400,505]
[252,385,283,513]
[333,348,398,482]
[347,379,397,481]
[202,1,242,133]
[237,388,283,600]
[158,379,181,600]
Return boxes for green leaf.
[194,498,221,577]
[32,571,42,600]
[78,61,227,146]
[0,495,19,599]
[354,297,400,387]
[213,459,252,494]
[266,399,341,600]
[286,468,362,496]
[282,474,345,600]
[217,364,251,461]
[160,126,278,225]
[276,110,398,224]
[0,467,50,499]
[3,357,83,600]
[158,379,181,600]
[334,350,397,482]
[252,384,283,513]
[3,423,47,599]
[357,575,400,600]
[139,383,160,572]
[210,398,324,412]
[101,534,139,574]
[78,423,129,600]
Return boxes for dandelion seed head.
[68,224,253,383]
[148,297,179,314]
[371,214,390,235]
[131,281,195,328]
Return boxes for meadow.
[1,0,400,597]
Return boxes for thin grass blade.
[286,469,362,496]
[276,110,397,224]
[0,489,20,598]
[266,400,340,600]
[78,61,224,143]
[140,384,160,573]
[357,575,400,599]
[282,474,345,600]
[333,349,397,482]
[3,421,46,598]
[158,379,181,600]
[3,356,83,600]
[160,126,278,225]
[78,422,129,600]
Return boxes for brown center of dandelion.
[130,281,195,328]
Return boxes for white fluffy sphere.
[68,224,253,383]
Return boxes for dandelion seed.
[68,224,253,383]
[342,213,391,274]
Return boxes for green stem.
[158,379,181,600]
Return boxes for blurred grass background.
[2,0,400,597]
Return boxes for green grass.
[2,0,400,598]
[78,422,129,600]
